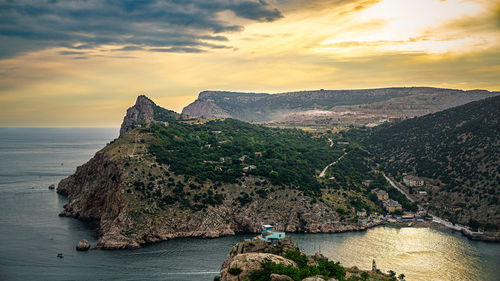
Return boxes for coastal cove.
[0,128,499,281]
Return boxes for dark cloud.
[0,0,283,58]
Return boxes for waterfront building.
[259,225,286,244]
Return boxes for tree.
[388,270,396,277]
[361,271,369,281]
[398,273,406,280]
[228,267,243,281]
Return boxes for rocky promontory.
[217,236,397,281]
[57,95,372,249]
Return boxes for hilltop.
[182,87,498,126]
[57,95,389,249]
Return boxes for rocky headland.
[216,236,397,281]
[57,95,365,249]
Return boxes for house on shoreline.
[259,225,286,244]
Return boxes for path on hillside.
[383,174,477,234]
[328,138,334,147]
[319,152,347,178]
[131,132,139,156]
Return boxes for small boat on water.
[408,222,413,227]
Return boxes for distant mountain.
[182,87,499,126]
[365,95,500,230]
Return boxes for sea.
[0,128,499,281]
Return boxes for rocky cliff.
[120,95,156,136]
[57,95,365,249]
[182,87,499,126]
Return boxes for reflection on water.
[0,128,499,281]
[291,226,499,281]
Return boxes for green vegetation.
[147,119,342,196]
[248,250,346,281]
[228,267,243,276]
[363,95,500,227]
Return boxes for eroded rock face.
[221,237,297,270]
[119,95,156,136]
[181,91,231,118]
[220,253,297,281]
[76,239,91,251]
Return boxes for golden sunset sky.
[0,0,499,126]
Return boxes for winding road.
[319,138,346,178]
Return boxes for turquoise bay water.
[0,128,499,281]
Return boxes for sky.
[0,0,499,127]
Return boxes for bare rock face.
[221,237,297,270]
[181,91,231,118]
[76,239,91,251]
[119,95,156,136]
[270,274,294,281]
[220,253,297,281]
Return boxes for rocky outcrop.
[218,237,392,281]
[221,253,297,281]
[181,91,232,118]
[76,239,91,251]
[221,237,298,270]
[119,95,156,136]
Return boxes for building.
[383,199,402,212]
[373,189,389,201]
[259,225,286,244]
[418,190,428,197]
[401,214,414,222]
[403,175,425,187]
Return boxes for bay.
[0,128,498,281]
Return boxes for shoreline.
[359,221,500,242]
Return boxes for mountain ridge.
[182,87,499,126]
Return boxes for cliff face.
[181,87,499,125]
[181,99,231,119]
[119,95,156,136]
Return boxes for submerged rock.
[48,184,55,190]
[76,239,91,251]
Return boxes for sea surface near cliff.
[0,128,499,281]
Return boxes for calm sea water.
[0,128,499,281]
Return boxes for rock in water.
[76,239,91,251]
[48,184,55,190]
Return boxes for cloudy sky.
[0,0,499,126]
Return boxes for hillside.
[57,96,387,249]
[365,95,500,230]
[182,87,499,126]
